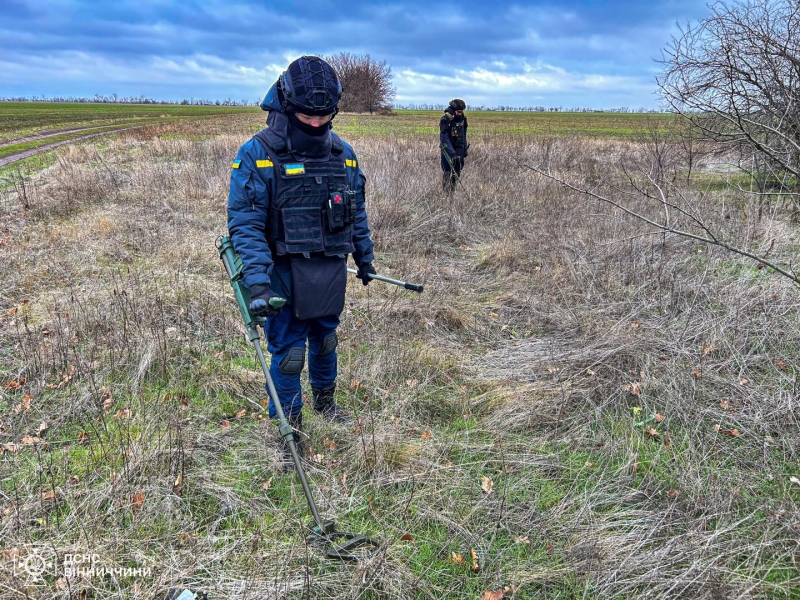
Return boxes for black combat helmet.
[448,98,466,111]
[279,56,342,116]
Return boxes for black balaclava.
[286,112,332,159]
[287,111,332,137]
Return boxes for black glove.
[248,284,282,317]
[356,262,376,286]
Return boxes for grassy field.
[0,108,798,599]
[0,102,257,163]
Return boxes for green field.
[0,102,675,166]
[334,110,675,140]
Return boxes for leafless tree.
[525,1,800,286]
[657,0,800,208]
[326,52,396,114]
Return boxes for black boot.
[312,386,352,424]
[280,412,305,472]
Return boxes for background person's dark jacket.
[439,108,468,159]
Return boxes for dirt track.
[0,127,138,167]
[0,126,117,149]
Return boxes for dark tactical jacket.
[439,107,468,157]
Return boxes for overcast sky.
[0,0,712,109]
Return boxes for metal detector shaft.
[216,236,325,528]
[440,142,456,171]
[217,235,382,560]
[249,326,324,529]
[347,268,424,293]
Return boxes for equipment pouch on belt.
[326,191,353,233]
[290,254,347,320]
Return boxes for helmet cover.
[279,56,342,115]
[448,98,466,111]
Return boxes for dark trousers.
[441,151,464,192]
[265,306,340,418]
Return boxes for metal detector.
[216,235,381,561]
[347,268,424,293]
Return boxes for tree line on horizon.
[0,95,663,114]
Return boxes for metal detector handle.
[347,268,424,293]
[440,142,456,170]
[268,297,286,309]
[216,235,286,325]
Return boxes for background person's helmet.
[448,98,466,111]
[279,56,342,116]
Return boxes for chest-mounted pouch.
[326,190,354,232]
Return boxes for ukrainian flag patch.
[256,159,273,168]
[284,163,305,175]
[231,159,241,169]
[346,159,357,168]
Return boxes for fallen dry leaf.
[41,490,60,502]
[220,420,231,428]
[481,476,494,494]
[77,431,89,444]
[654,413,665,423]
[400,532,415,541]
[421,430,432,440]
[130,492,145,510]
[3,378,26,391]
[789,476,800,487]
[233,409,246,419]
[702,344,717,356]
[172,473,184,495]
[482,590,504,600]
[470,548,481,572]
[262,477,274,491]
[20,436,43,445]
[448,552,464,564]
[623,382,642,396]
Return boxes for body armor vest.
[255,130,356,257]
[447,117,467,149]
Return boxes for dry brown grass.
[1,115,799,599]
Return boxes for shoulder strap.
[330,133,344,156]
[254,128,288,156]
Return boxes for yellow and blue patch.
[346,159,357,168]
[284,163,305,175]
[256,159,273,168]
[231,159,242,169]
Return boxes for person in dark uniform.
[227,56,376,466]
[439,98,469,192]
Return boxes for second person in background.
[439,98,469,193]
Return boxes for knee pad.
[278,346,305,374]
[319,332,338,356]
